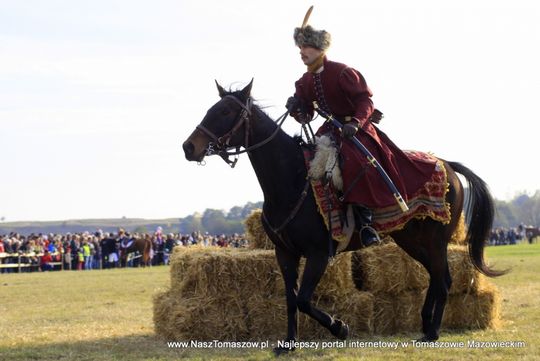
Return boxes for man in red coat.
[287,10,436,246]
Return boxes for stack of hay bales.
[154,212,501,341]
[154,246,373,341]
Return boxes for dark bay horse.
[182,80,505,353]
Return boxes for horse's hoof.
[331,319,349,340]
[416,334,439,342]
[273,346,295,356]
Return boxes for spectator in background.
[163,233,176,265]
[82,239,92,270]
[100,233,110,268]
[70,234,80,270]
[93,233,102,270]
[40,250,53,272]
[63,243,72,271]
[105,233,119,268]
[154,227,164,266]
[77,247,84,270]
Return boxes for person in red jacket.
[40,250,53,271]
[287,8,436,246]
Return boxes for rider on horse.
[287,7,437,246]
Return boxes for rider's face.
[299,46,323,66]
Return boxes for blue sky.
[1,0,539,222]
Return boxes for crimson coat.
[294,57,436,208]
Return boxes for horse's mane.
[223,87,305,149]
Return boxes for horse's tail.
[448,161,508,277]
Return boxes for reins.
[196,95,289,168]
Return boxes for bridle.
[192,94,308,255]
[195,95,289,167]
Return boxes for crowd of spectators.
[488,224,534,245]
[0,228,249,273]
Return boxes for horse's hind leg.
[297,253,349,340]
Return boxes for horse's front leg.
[297,253,349,340]
[274,246,300,355]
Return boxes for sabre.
[313,101,409,213]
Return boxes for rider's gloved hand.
[342,123,359,138]
[285,96,299,113]
[286,95,311,124]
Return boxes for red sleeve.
[339,67,374,128]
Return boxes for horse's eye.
[222,108,230,116]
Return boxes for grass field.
[1,243,539,361]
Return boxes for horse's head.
[182,80,253,164]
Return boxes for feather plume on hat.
[293,6,331,51]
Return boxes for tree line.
[493,191,540,228]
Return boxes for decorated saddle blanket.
[371,150,451,233]
[303,137,451,243]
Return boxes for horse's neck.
[248,110,306,207]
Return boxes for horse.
[525,227,540,244]
[119,236,153,267]
[182,80,506,354]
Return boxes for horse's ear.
[239,78,254,99]
[215,80,227,98]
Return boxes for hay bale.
[393,290,425,333]
[244,209,274,250]
[352,242,488,296]
[153,290,176,340]
[153,290,251,341]
[371,290,425,335]
[313,253,356,299]
[243,294,287,341]
[351,240,429,294]
[169,247,283,299]
[443,282,502,330]
[371,279,500,335]
[372,292,395,335]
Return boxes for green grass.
[1,243,539,361]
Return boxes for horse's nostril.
[183,141,194,155]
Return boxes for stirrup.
[359,225,381,247]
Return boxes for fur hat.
[293,6,331,51]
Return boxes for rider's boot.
[353,205,380,247]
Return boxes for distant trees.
[494,191,540,228]
[177,201,263,235]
